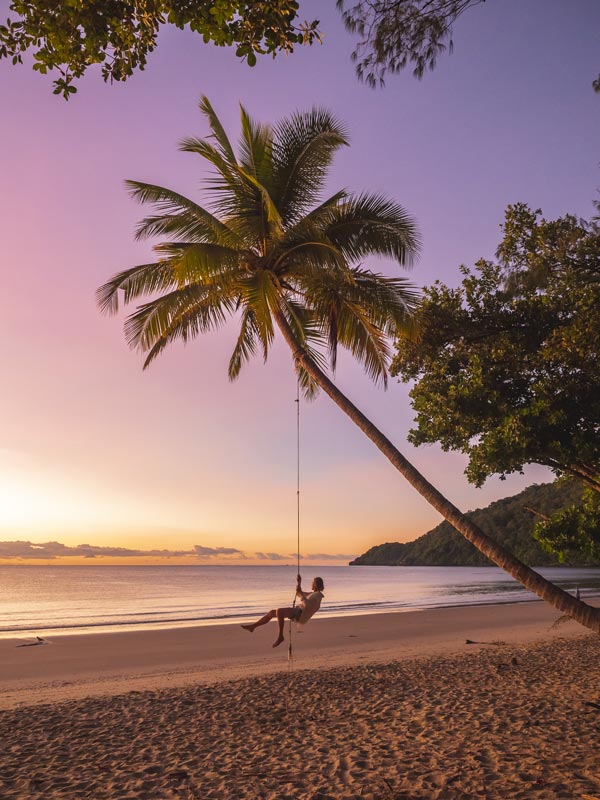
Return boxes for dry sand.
[1,602,599,799]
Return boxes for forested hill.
[350,481,589,567]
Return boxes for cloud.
[0,540,355,562]
[253,551,290,561]
[303,553,358,561]
[249,551,357,562]
[194,545,246,558]
[0,540,195,560]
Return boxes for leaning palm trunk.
[273,306,600,634]
[101,99,600,636]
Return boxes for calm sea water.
[1,565,599,638]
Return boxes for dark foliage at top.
[3,1,598,98]
[337,0,483,87]
[0,1,320,98]
[337,0,599,92]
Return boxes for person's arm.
[296,574,309,600]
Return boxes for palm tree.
[98,98,600,634]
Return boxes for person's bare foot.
[272,635,284,648]
[241,624,254,633]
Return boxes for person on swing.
[241,575,325,648]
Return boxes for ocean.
[1,564,599,638]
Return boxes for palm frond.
[283,298,329,356]
[335,300,391,386]
[272,109,349,223]
[134,213,217,243]
[300,267,419,384]
[152,242,244,284]
[236,270,280,358]
[238,103,274,186]
[178,136,241,186]
[124,280,238,367]
[236,166,283,234]
[273,194,352,275]
[179,135,272,247]
[126,180,240,246]
[325,192,421,266]
[198,96,237,165]
[347,269,420,335]
[274,236,347,277]
[296,189,349,224]
[228,307,260,380]
[296,362,320,400]
[96,261,178,315]
[279,297,329,399]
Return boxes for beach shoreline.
[2,589,598,640]
[1,597,596,710]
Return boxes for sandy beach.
[1,602,599,799]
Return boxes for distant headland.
[350,481,595,567]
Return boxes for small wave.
[8,590,599,637]
[0,610,260,635]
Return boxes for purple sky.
[1,0,598,562]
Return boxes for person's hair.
[314,576,324,593]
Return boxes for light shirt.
[297,590,323,625]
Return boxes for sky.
[0,0,598,564]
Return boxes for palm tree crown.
[98,97,421,394]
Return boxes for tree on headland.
[391,203,600,563]
[535,489,600,565]
[0,1,320,98]
[98,99,600,632]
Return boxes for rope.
[288,370,301,670]
[296,370,301,578]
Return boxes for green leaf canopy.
[391,203,600,491]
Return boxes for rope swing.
[288,369,301,669]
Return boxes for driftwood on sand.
[16,637,47,648]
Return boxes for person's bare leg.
[241,609,275,633]
[273,607,294,648]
